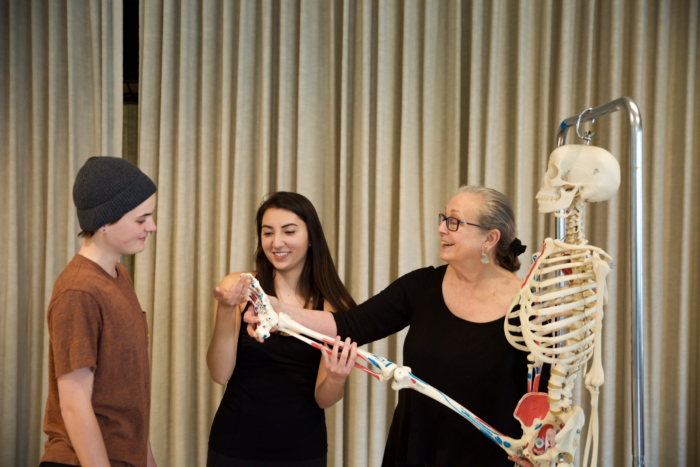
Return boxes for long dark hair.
[254,192,357,313]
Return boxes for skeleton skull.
[536,145,621,213]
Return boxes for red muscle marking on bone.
[513,393,549,427]
[522,242,548,287]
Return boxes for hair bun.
[509,238,527,257]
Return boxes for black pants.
[207,447,326,467]
[39,463,77,467]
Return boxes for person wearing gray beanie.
[40,156,159,467]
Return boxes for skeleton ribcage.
[521,246,599,371]
[506,238,612,388]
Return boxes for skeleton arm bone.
[245,274,525,457]
[392,367,523,455]
[284,311,524,455]
[244,274,398,381]
[580,256,609,467]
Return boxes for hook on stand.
[576,108,596,145]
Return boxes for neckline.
[76,254,121,280]
[437,264,507,325]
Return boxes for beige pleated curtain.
[0,1,123,466]
[2,0,699,466]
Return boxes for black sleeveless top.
[208,300,327,461]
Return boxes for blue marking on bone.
[406,372,505,447]
[535,423,542,430]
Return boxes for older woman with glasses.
[245,185,531,467]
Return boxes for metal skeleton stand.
[554,97,645,467]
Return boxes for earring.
[481,246,489,264]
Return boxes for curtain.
[137,1,700,466]
[3,0,699,466]
[0,1,123,466]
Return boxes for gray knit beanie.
[73,156,157,231]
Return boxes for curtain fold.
[0,1,122,466]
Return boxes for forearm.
[61,400,110,467]
[207,305,239,385]
[283,303,337,337]
[315,378,345,409]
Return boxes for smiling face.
[438,193,488,265]
[103,193,157,256]
[260,208,310,276]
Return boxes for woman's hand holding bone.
[322,336,358,385]
[213,276,251,310]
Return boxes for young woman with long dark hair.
[206,192,358,467]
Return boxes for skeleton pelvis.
[515,404,585,466]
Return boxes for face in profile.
[438,193,486,264]
[102,194,157,256]
[260,208,310,275]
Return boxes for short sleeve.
[48,291,102,378]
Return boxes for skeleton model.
[504,144,620,466]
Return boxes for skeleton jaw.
[536,186,579,213]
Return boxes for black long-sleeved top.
[333,265,532,467]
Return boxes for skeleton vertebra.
[505,144,619,466]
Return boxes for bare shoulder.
[219,271,256,289]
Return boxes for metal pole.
[554,97,645,467]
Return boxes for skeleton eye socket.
[546,162,559,179]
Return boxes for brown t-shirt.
[41,254,151,467]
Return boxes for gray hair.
[455,185,521,272]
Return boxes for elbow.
[206,353,235,386]
[212,376,229,386]
[59,399,82,425]
[207,363,234,386]
[208,367,232,386]
[315,397,331,410]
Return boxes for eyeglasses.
[438,213,483,232]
